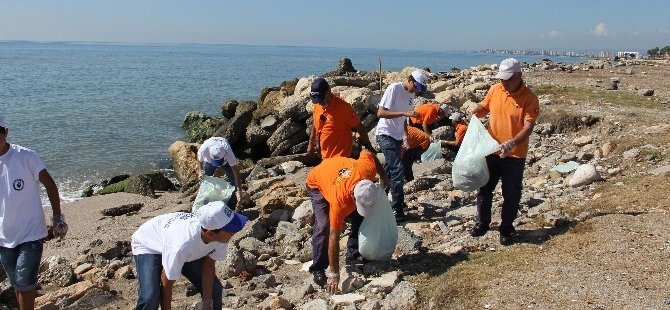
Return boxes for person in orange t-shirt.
[307,78,374,159]
[470,58,539,246]
[305,150,389,294]
[442,112,468,151]
[402,126,430,181]
[408,103,449,135]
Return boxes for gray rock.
[220,100,239,119]
[39,256,75,287]
[213,102,255,145]
[364,271,400,293]
[340,270,367,294]
[403,177,441,194]
[267,120,304,151]
[568,164,601,187]
[381,281,418,310]
[115,265,134,279]
[73,263,93,275]
[277,96,309,121]
[220,246,257,277]
[652,165,670,176]
[260,115,279,130]
[254,274,277,288]
[181,111,226,143]
[299,299,328,310]
[101,203,143,217]
[245,126,272,147]
[623,148,640,159]
[279,161,305,174]
[395,227,422,256]
[543,210,571,227]
[637,89,654,96]
[332,293,366,305]
[572,136,593,146]
[238,237,274,256]
[292,200,314,227]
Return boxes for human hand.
[52,214,68,240]
[499,140,516,158]
[326,269,340,294]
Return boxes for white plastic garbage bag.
[420,140,443,162]
[192,176,235,213]
[358,187,398,261]
[452,115,500,191]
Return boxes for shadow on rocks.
[395,251,469,278]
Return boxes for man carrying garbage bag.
[197,137,248,208]
[305,149,390,294]
[469,58,539,245]
[131,201,247,310]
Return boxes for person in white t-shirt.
[375,70,428,221]
[0,115,68,310]
[131,200,247,310]
[196,137,248,208]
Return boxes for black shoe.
[311,269,326,288]
[393,209,406,222]
[470,224,489,237]
[499,233,515,246]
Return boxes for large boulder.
[168,140,200,186]
[267,120,305,151]
[568,164,601,187]
[220,100,239,118]
[294,75,318,99]
[181,111,226,143]
[213,101,256,145]
[434,88,477,107]
[277,95,310,121]
[333,87,381,116]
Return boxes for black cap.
[310,78,329,103]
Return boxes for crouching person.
[131,201,247,310]
[306,149,390,294]
[402,126,431,181]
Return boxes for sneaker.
[499,233,515,246]
[311,269,326,288]
[469,224,488,237]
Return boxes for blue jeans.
[307,187,363,272]
[0,240,44,292]
[134,254,223,310]
[202,162,237,209]
[376,135,405,214]
[476,155,526,235]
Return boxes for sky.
[1,0,668,51]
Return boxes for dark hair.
[0,127,5,134]
[408,75,417,83]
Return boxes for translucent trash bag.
[358,187,398,261]
[420,140,443,162]
[192,176,235,213]
[452,115,500,191]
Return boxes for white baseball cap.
[196,201,248,232]
[410,70,428,94]
[354,179,379,217]
[0,115,6,128]
[209,144,226,166]
[494,58,521,80]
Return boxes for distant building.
[617,51,640,59]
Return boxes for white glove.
[52,214,68,240]
[326,268,340,294]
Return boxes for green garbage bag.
[192,176,235,213]
[358,187,398,261]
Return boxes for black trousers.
[476,155,526,235]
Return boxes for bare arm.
[38,169,61,217]
[231,165,243,192]
[511,120,536,146]
[307,125,318,155]
[201,256,216,301]
[377,106,416,119]
[371,153,391,189]
[160,272,175,310]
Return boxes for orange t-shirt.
[476,83,539,158]
[406,126,430,150]
[313,95,361,159]
[454,122,468,144]
[409,103,440,126]
[306,150,378,230]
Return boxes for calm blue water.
[0,41,580,201]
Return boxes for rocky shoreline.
[2,57,669,309]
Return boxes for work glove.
[326,268,340,294]
[499,140,516,158]
[52,214,68,240]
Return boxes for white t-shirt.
[197,137,238,167]
[131,212,229,281]
[375,82,415,140]
[0,144,48,248]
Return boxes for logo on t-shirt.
[12,179,24,191]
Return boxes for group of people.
[0,57,538,309]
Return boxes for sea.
[0,41,583,202]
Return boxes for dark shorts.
[0,239,44,291]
